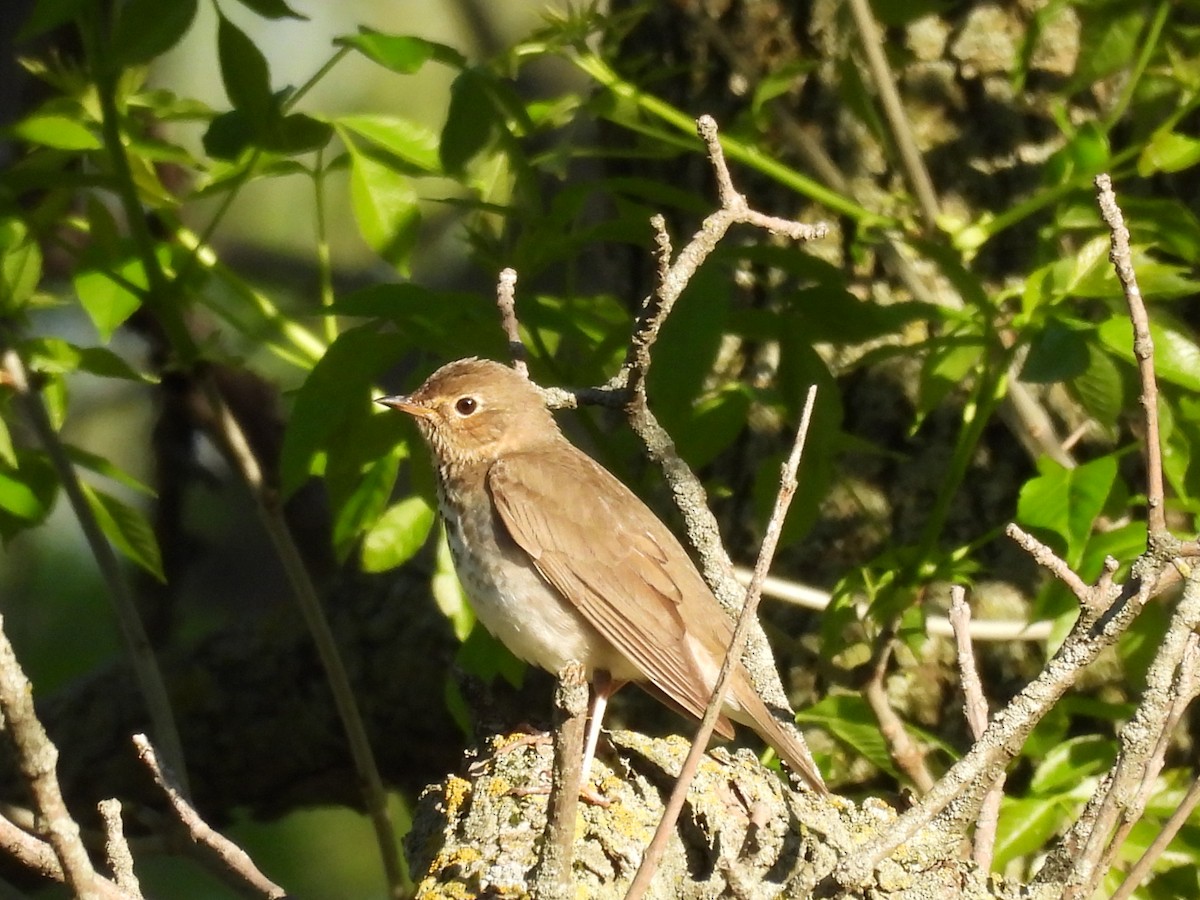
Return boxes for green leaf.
[325,414,410,560]
[80,483,165,581]
[73,256,146,342]
[796,694,898,778]
[12,113,101,150]
[64,445,155,497]
[994,796,1074,869]
[217,10,273,119]
[232,0,307,20]
[25,338,149,381]
[347,146,421,272]
[279,324,399,496]
[1139,129,1200,176]
[1020,319,1089,383]
[433,526,475,642]
[111,0,198,67]
[337,29,465,73]
[668,384,751,469]
[1070,339,1124,430]
[1029,734,1115,795]
[1073,6,1141,86]
[16,0,90,41]
[266,112,333,155]
[1017,454,1119,565]
[360,494,436,573]
[330,283,506,360]
[337,115,440,174]
[439,68,498,175]
[0,218,42,313]
[0,451,58,539]
[1098,314,1200,392]
[0,420,15,469]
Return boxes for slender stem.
[624,386,819,899]
[313,148,338,346]
[86,25,400,895]
[1103,2,1169,131]
[0,344,190,796]
[568,52,886,227]
[0,613,101,898]
[847,0,940,230]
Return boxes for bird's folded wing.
[488,448,737,736]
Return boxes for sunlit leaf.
[80,483,165,582]
[360,494,436,573]
[337,29,465,73]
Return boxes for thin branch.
[949,588,1004,873]
[0,344,189,793]
[1005,524,1097,608]
[532,663,588,899]
[863,628,934,792]
[0,814,129,900]
[0,613,100,898]
[616,115,827,741]
[203,387,403,897]
[1112,774,1200,900]
[1067,576,1200,898]
[98,800,142,900]
[1093,633,1200,891]
[624,384,819,900]
[846,0,941,230]
[495,267,528,378]
[1095,174,1165,536]
[834,567,1161,888]
[133,735,287,900]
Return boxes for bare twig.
[834,567,1160,888]
[624,384,819,900]
[1066,575,1200,898]
[495,267,528,378]
[1005,524,1097,608]
[615,115,828,752]
[532,663,588,899]
[949,588,1004,872]
[0,814,129,900]
[98,800,142,899]
[133,734,287,899]
[846,0,940,230]
[1094,633,1200,891]
[1095,174,1165,536]
[862,621,933,791]
[1112,774,1200,900]
[0,614,100,898]
[0,344,189,793]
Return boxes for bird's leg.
[581,671,626,785]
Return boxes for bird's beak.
[376,395,434,419]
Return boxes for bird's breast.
[435,470,636,681]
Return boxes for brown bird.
[377,357,826,794]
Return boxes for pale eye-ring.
[454,396,478,416]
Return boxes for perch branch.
[1095,174,1165,536]
[624,384,819,900]
[133,735,286,900]
[949,588,1004,873]
[0,613,100,898]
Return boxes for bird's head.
[377,358,560,467]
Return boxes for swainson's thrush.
[378,357,826,794]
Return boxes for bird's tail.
[732,680,829,795]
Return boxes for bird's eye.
[454,396,478,416]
